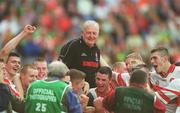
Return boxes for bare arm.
[0,25,36,58]
[0,63,3,83]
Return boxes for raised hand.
[23,25,36,33]
[80,94,89,108]
[93,97,104,110]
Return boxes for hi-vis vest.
[115,87,154,113]
[25,80,68,113]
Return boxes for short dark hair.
[68,69,86,82]
[130,69,147,84]
[6,51,21,62]
[151,47,169,57]
[97,66,112,79]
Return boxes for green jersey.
[115,87,154,113]
[25,80,68,113]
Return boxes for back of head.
[48,61,69,79]
[97,66,112,79]
[132,63,149,73]
[130,69,147,85]
[112,61,127,73]
[68,69,86,82]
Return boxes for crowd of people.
[0,20,180,113]
[0,0,180,65]
[1,0,180,113]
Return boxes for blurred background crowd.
[0,0,180,66]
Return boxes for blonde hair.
[126,52,146,69]
[126,52,143,61]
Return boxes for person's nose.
[150,59,154,64]
[98,80,103,85]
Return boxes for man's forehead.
[150,52,160,57]
[7,56,21,61]
[125,57,134,62]
[96,72,109,78]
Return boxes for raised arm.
[0,62,4,83]
[0,25,36,58]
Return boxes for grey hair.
[48,60,69,78]
[82,20,99,32]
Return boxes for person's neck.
[130,83,146,89]
[6,73,15,81]
[22,83,27,93]
[160,62,171,77]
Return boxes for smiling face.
[21,67,38,91]
[6,56,21,78]
[95,72,110,93]
[82,21,99,48]
[34,61,48,80]
[150,52,165,74]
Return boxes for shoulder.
[168,79,180,90]
[149,71,162,81]
[121,73,130,79]
[89,88,97,95]
[88,88,97,98]
[30,80,42,85]
[115,87,124,93]
[92,44,100,51]
[174,66,180,72]
[61,38,81,49]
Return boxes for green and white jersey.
[25,80,68,113]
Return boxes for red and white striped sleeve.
[155,79,180,104]
[154,96,166,113]
[116,73,130,87]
